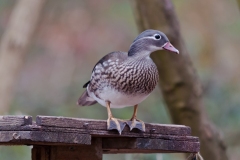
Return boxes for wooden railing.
[0,115,200,160]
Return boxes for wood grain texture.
[50,138,102,160]
[102,138,200,153]
[36,115,191,136]
[32,138,102,160]
[0,115,200,154]
[0,131,91,145]
[32,146,51,160]
[0,115,32,126]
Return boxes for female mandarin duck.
[78,29,179,134]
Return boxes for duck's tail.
[77,90,97,106]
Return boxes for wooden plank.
[0,124,40,131]
[0,131,31,142]
[50,138,102,160]
[0,124,198,142]
[32,146,51,160]
[88,129,198,141]
[102,138,200,153]
[0,131,91,145]
[0,115,32,126]
[38,126,198,142]
[32,138,102,160]
[0,115,200,154]
[36,116,191,136]
[31,131,91,145]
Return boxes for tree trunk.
[132,0,228,160]
[0,0,46,113]
[237,0,240,11]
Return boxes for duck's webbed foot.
[106,100,126,135]
[126,104,145,132]
[107,117,126,135]
[127,118,145,132]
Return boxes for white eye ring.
[154,34,161,40]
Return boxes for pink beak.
[163,42,179,54]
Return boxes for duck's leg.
[106,101,126,135]
[127,104,145,132]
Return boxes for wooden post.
[32,146,51,160]
[32,138,102,160]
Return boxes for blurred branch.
[132,0,228,160]
[225,130,240,146]
[237,0,240,11]
[0,0,46,113]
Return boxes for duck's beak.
[162,42,179,54]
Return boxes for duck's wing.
[83,51,128,88]
[78,51,127,106]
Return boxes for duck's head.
[128,29,179,57]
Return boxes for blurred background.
[0,0,240,159]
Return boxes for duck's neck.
[128,41,151,58]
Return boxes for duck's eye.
[154,34,161,40]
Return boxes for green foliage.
[0,146,31,160]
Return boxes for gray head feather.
[128,29,170,56]
[133,29,169,43]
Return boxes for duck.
[78,29,179,134]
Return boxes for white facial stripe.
[129,36,161,49]
[135,36,159,41]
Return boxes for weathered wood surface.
[103,138,199,153]
[0,115,32,126]
[32,138,102,160]
[0,115,200,153]
[0,131,91,145]
[36,116,191,136]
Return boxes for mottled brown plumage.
[78,29,179,134]
[90,51,159,96]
